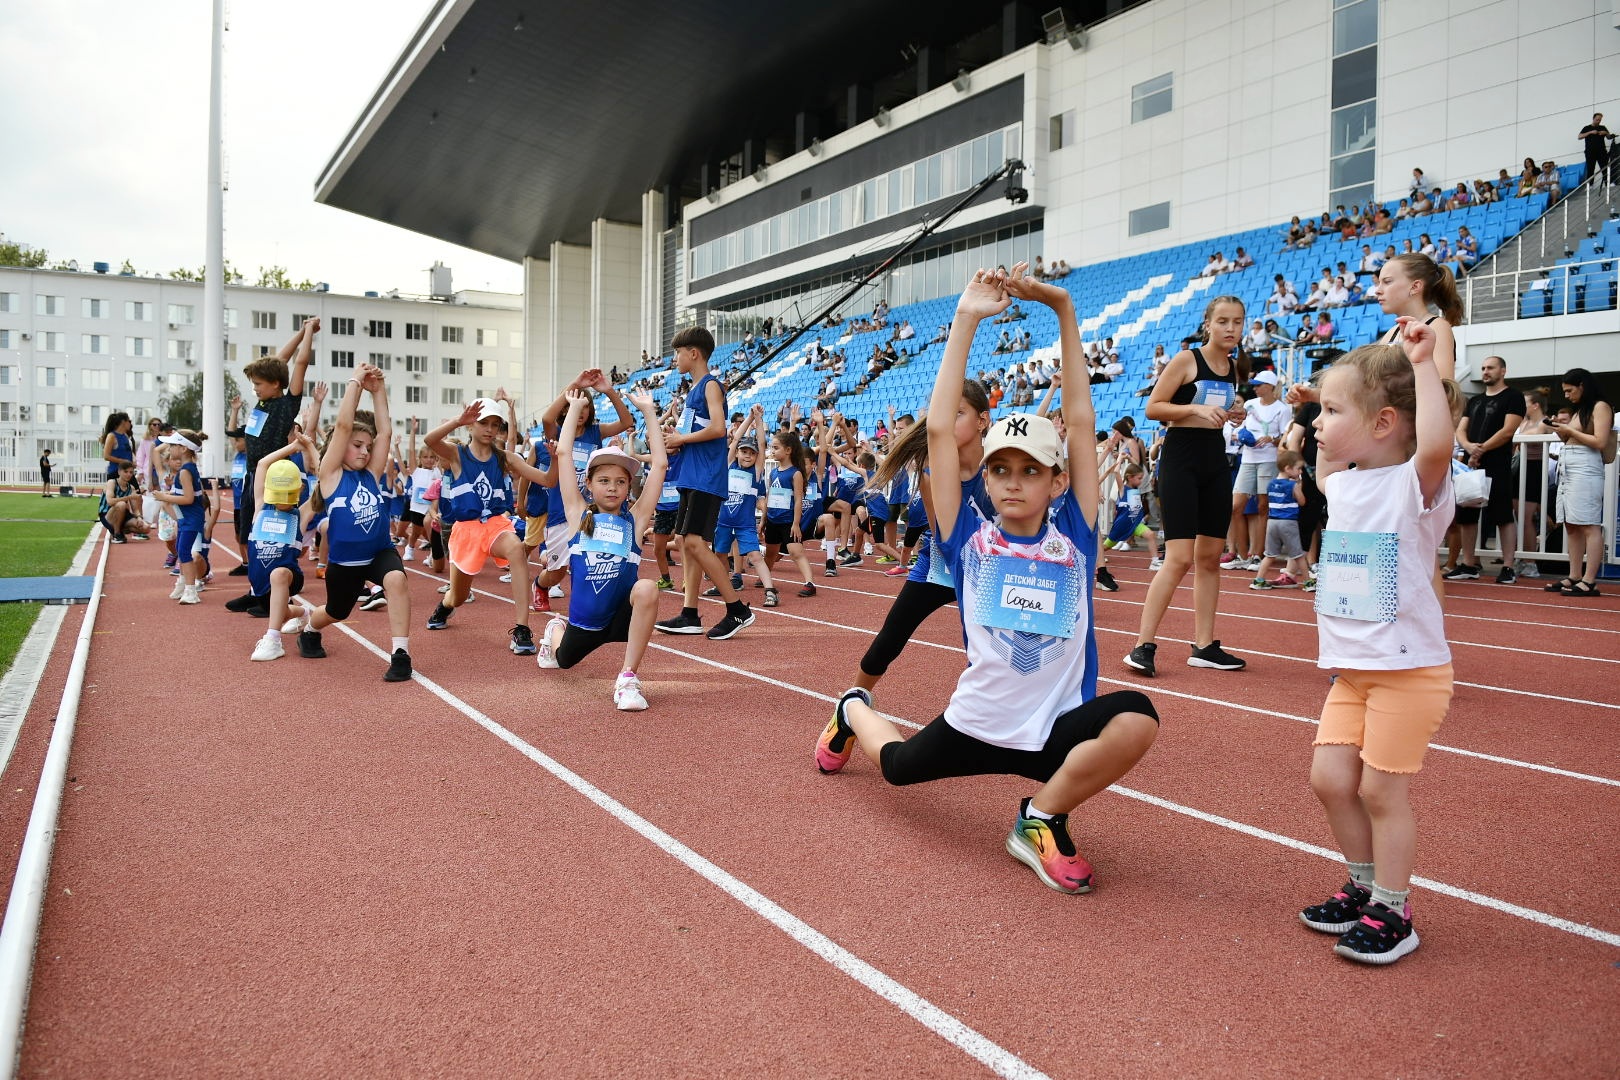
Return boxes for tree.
[120,259,136,275]
[256,265,292,289]
[0,237,48,269]
[158,371,241,431]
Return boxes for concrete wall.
[589,219,641,375]
[522,256,552,412]
[548,241,592,382]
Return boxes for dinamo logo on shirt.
[350,480,381,533]
[474,470,494,507]
[583,550,623,594]
[255,541,288,566]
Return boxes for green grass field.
[0,491,100,681]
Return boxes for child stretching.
[760,428,818,597]
[423,393,536,655]
[152,430,208,604]
[535,389,665,712]
[816,265,1159,894]
[1249,450,1313,591]
[294,365,413,682]
[1299,317,1455,965]
[1098,461,1160,590]
[713,406,778,606]
[248,432,319,661]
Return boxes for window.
[0,330,11,348]
[442,356,462,376]
[1128,201,1172,236]
[331,317,355,336]
[36,367,63,387]
[441,387,464,405]
[507,361,523,380]
[1329,0,1377,208]
[441,325,463,344]
[292,313,314,331]
[124,370,156,392]
[36,295,66,316]
[0,365,14,384]
[405,322,428,340]
[404,354,427,373]
[367,319,392,338]
[123,300,152,321]
[82,334,111,354]
[81,369,110,390]
[510,331,522,349]
[224,307,238,328]
[41,403,57,423]
[475,359,489,377]
[1333,0,1377,55]
[369,352,392,370]
[167,339,195,361]
[405,385,425,404]
[1331,48,1377,110]
[1131,73,1173,123]
[226,343,238,363]
[255,345,273,357]
[0,403,10,421]
[82,298,111,318]
[38,332,64,352]
[167,303,194,325]
[252,310,277,330]
[125,337,153,357]
[1049,110,1075,152]
[476,328,497,347]
[0,293,17,313]
[330,350,355,369]
[85,405,106,427]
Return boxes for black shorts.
[400,509,426,527]
[1157,428,1233,542]
[762,519,795,547]
[880,691,1159,786]
[324,548,404,621]
[556,603,634,669]
[652,508,679,536]
[861,513,886,535]
[673,489,724,543]
[429,526,446,561]
[903,524,926,548]
[1455,454,1515,527]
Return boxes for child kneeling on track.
[535,389,666,712]
[1096,461,1160,591]
[1249,450,1313,591]
[1298,317,1457,966]
[422,392,537,655]
[816,264,1160,895]
[710,406,778,606]
[152,430,208,605]
[247,433,319,661]
[292,364,414,682]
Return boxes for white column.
[548,241,591,387]
[640,190,667,355]
[589,219,641,374]
[200,0,225,476]
[521,256,551,429]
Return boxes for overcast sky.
[1,1,524,297]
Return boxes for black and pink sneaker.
[1334,900,1419,965]
[1299,881,1372,934]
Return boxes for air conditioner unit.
[19,406,30,420]
[184,358,196,366]
[20,333,30,341]
[67,405,78,414]
[168,323,179,330]
[413,373,422,380]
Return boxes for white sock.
[391,637,409,653]
[1024,801,1057,821]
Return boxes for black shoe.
[1333,901,1419,965]
[224,592,260,612]
[1123,642,1157,677]
[426,602,453,630]
[109,534,127,544]
[839,552,863,567]
[1495,565,1517,585]
[824,560,838,577]
[703,586,722,598]
[730,573,744,591]
[706,605,755,640]
[246,602,270,619]
[360,589,388,611]
[797,583,817,598]
[1442,564,1479,580]
[384,649,412,682]
[1300,881,1373,934]
[655,611,704,635]
[1095,567,1119,592]
[298,630,326,659]
[228,565,249,577]
[1188,640,1246,670]
[508,624,537,655]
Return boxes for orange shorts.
[447,514,515,576]
[1314,664,1454,774]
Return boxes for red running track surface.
[4,530,1618,1078]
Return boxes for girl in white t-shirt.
[814,264,1159,895]
[1300,317,1458,966]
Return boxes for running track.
[3,529,1617,1077]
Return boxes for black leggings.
[1297,467,1326,554]
[859,579,956,678]
[1157,428,1233,541]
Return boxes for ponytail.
[1391,253,1463,324]
[871,379,989,488]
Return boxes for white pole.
[200,0,226,477]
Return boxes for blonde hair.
[1328,343,1464,453]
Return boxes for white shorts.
[543,521,572,571]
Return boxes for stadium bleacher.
[614,169,1602,443]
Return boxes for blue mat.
[0,577,95,605]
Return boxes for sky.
[1,1,524,297]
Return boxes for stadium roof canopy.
[316,0,1141,262]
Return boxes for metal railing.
[1464,173,1619,323]
[1490,432,1619,570]
[1463,256,1618,324]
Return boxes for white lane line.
[330,599,1620,955]
[325,620,1051,1080]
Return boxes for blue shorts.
[712,522,760,556]
[175,528,201,564]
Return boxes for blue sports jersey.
[247,510,302,596]
[171,463,206,529]
[1267,475,1301,520]
[325,469,394,565]
[906,472,994,586]
[525,440,551,517]
[441,444,513,524]
[1106,485,1147,546]
[765,465,802,525]
[671,376,727,498]
[718,464,762,529]
[565,510,642,632]
[230,451,247,507]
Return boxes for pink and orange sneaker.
[815,687,872,774]
[883,563,910,577]
[1005,798,1094,894]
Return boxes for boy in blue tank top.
[536,389,666,712]
[710,406,777,606]
[1250,450,1313,591]
[294,364,413,682]
[655,327,754,641]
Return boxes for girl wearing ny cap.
[422,390,536,656]
[816,264,1158,896]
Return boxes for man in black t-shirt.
[1579,113,1612,185]
[1448,355,1525,583]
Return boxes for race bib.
[972,554,1078,639]
[925,535,955,588]
[245,409,268,437]
[590,518,627,550]
[728,470,754,496]
[1315,530,1399,623]
[805,481,820,501]
[572,444,593,473]
[1191,380,1234,409]
[230,458,246,482]
[767,486,792,510]
[660,480,680,504]
[250,506,299,544]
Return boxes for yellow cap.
[265,460,303,503]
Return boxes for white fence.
[1494,432,1619,572]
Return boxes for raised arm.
[1397,318,1454,506]
[628,391,666,538]
[319,376,365,496]
[1005,269,1097,526]
[425,401,482,471]
[361,364,392,479]
[589,370,636,438]
[929,268,1011,541]
[287,317,317,397]
[555,390,591,527]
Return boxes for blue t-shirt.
[718,464,762,529]
[107,431,133,478]
[326,469,393,565]
[247,510,303,596]
[565,510,642,632]
[171,463,206,529]
[525,440,552,517]
[907,471,994,586]
[230,451,247,506]
[1267,475,1300,520]
[442,444,513,524]
[671,375,727,498]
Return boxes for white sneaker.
[499,572,512,583]
[281,612,308,634]
[251,634,284,661]
[535,617,565,669]
[1517,560,1540,579]
[1219,554,1242,569]
[402,548,415,563]
[179,585,201,604]
[1113,541,1132,552]
[437,583,451,593]
[1148,557,1164,571]
[548,585,565,598]
[614,671,648,711]
[170,579,187,600]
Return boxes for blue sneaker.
[426,601,453,630]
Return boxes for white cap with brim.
[1251,371,1279,386]
[472,397,507,423]
[981,413,1065,469]
[158,433,200,452]
[585,446,639,478]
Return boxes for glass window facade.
[1328,0,1377,209]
